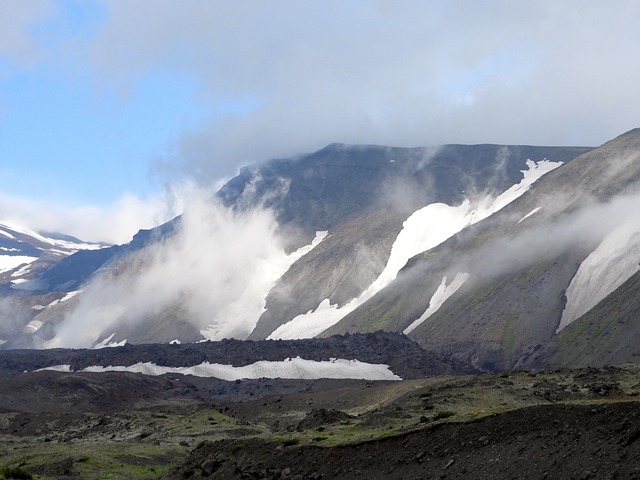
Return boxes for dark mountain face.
[241,143,589,341]
[218,142,589,238]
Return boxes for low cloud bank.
[0,186,193,245]
[45,193,323,348]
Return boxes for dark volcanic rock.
[0,332,474,379]
[297,408,354,430]
[163,401,640,480]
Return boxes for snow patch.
[487,160,561,213]
[36,364,71,372]
[0,221,102,251]
[200,230,328,340]
[558,220,640,332]
[11,263,33,277]
[517,207,542,224]
[404,272,470,334]
[93,333,127,349]
[38,358,401,381]
[0,255,38,274]
[269,159,559,340]
[46,290,82,308]
[0,228,16,239]
[23,320,43,334]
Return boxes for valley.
[2,130,640,478]
[2,344,640,479]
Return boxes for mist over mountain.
[2,130,640,373]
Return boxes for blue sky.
[1,1,640,243]
[0,68,210,202]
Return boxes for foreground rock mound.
[165,402,640,480]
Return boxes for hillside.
[3,130,640,374]
[325,129,640,371]
[0,142,589,350]
[2,352,640,479]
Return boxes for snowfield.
[0,221,105,278]
[517,207,542,224]
[38,357,401,381]
[199,230,328,341]
[404,272,470,334]
[0,255,39,274]
[558,220,640,332]
[269,159,562,340]
[0,221,103,252]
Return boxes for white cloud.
[0,0,55,68]
[45,194,322,348]
[68,0,639,182]
[3,1,640,235]
[0,183,194,244]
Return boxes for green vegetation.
[5,365,640,478]
[0,467,33,480]
[433,410,456,420]
[279,438,300,446]
[550,271,640,368]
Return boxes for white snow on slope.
[36,364,71,372]
[11,263,33,277]
[404,272,470,334]
[24,320,43,334]
[269,159,562,340]
[93,333,127,349]
[0,222,104,278]
[557,220,640,332]
[46,290,82,308]
[38,357,401,381]
[0,255,38,274]
[517,207,542,224]
[200,231,328,340]
[0,221,103,252]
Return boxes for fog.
[45,193,325,348]
[429,186,640,321]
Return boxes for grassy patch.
[1,466,33,480]
[279,438,300,447]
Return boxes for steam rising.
[45,195,325,348]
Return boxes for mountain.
[0,222,106,346]
[10,130,640,371]
[0,141,591,350]
[0,222,105,288]
[323,129,640,371]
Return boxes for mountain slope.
[247,144,588,340]
[0,141,592,350]
[0,221,104,288]
[324,129,640,371]
[531,269,640,368]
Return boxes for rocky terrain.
[0,332,465,379]
[2,336,640,479]
[2,130,640,479]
